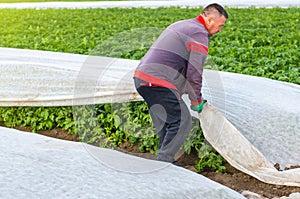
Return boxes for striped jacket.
[134,15,210,105]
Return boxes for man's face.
[206,15,227,36]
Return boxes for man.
[133,3,228,163]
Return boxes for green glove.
[191,99,207,113]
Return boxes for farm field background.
[0,3,299,198]
[0,7,298,84]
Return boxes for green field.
[0,7,298,83]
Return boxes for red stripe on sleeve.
[186,41,208,55]
[191,98,203,106]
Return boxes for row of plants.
[0,7,298,172]
[0,102,225,172]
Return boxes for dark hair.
[203,3,228,19]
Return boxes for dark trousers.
[134,78,192,162]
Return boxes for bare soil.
[10,126,300,199]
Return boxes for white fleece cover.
[0,0,298,9]
[0,47,299,188]
[0,126,245,199]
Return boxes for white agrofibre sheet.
[0,47,299,187]
[0,126,246,199]
[0,47,138,106]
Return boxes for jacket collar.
[196,15,208,31]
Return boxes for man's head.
[201,3,228,36]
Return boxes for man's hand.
[191,99,207,113]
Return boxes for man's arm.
[185,40,208,104]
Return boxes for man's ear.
[206,16,214,25]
